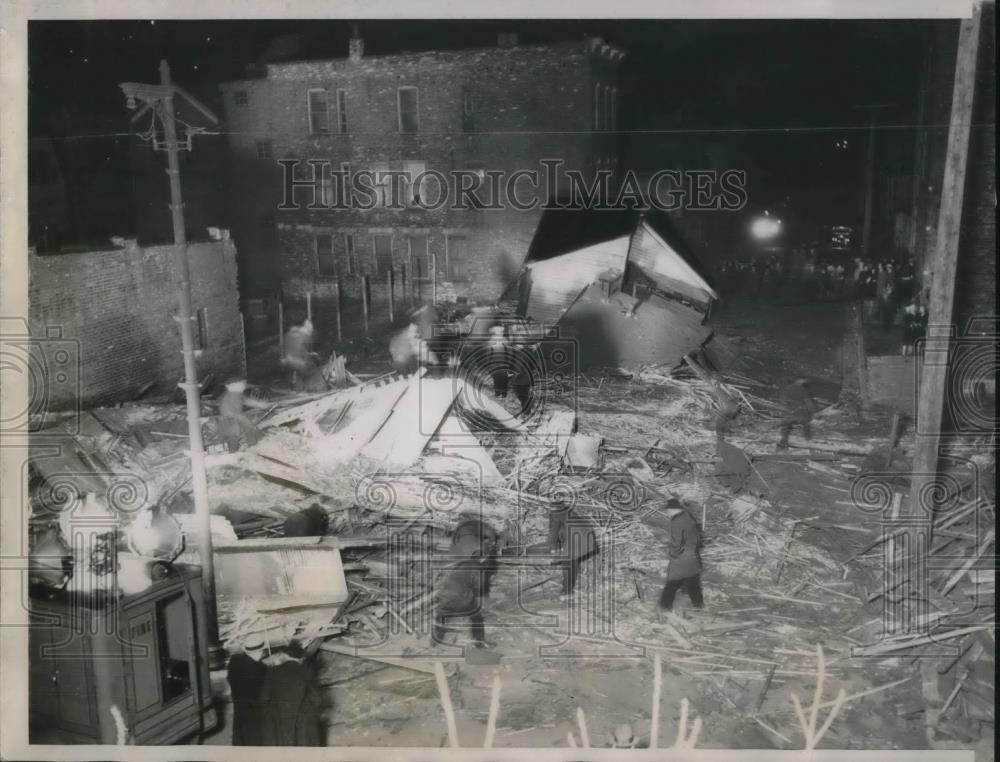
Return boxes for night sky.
[28,19,951,238]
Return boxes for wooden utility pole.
[903,3,982,633]
[910,4,982,524]
[120,61,222,662]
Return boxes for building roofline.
[219,37,625,87]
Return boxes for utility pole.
[120,61,222,666]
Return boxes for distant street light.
[751,217,782,240]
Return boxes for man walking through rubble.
[218,379,269,453]
[658,498,704,613]
[282,318,318,390]
[777,378,819,450]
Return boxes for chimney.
[497,32,518,48]
[349,23,364,61]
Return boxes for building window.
[402,161,426,206]
[308,88,330,134]
[319,173,334,207]
[234,90,248,106]
[398,87,419,134]
[337,162,351,206]
[408,235,429,279]
[445,235,468,280]
[255,140,273,159]
[196,308,209,350]
[336,89,348,133]
[373,234,393,275]
[372,162,390,207]
[342,233,357,276]
[316,234,336,278]
[594,83,602,131]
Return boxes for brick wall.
[220,39,623,303]
[28,240,244,409]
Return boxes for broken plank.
[214,535,391,553]
[853,625,995,657]
[941,530,994,595]
[320,642,454,676]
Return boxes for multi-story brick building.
[219,32,625,312]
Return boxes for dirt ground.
[201,297,993,756]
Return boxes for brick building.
[28,239,244,409]
[219,32,625,313]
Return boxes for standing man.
[510,324,540,417]
[283,318,317,390]
[777,378,819,449]
[485,325,511,398]
[218,379,269,453]
[658,498,704,613]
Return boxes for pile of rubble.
[27,352,994,748]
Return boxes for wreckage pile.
[27,354,993,747]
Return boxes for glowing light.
[751,217,781,240]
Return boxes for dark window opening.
[398,87,419,134]
[446,235,468,280]
[409,235,429,279]
[373,234,393,275]
[308,89,330,134]
[316,233,336,277]
[336,89,348,133]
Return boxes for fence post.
[335,278,343,343]
[239,312,248,377]
[388,269,395,323]
[306,291,312,322]
[278,300,285,359]
[362,274,370,334]
[431,251,437,307]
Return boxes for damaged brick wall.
[220,39,622,305]
[28,240,244,409]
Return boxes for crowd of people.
[715,254,928,345]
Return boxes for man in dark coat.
[227,649,325,746]
[658,499,704,612]
[484,326,511,398]
[509,325,540,417]
[432,515,500,647]
[777,378,819,450]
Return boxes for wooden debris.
[483,673,502,748]
[790,644,847,751]
[434,660,461,748]
[650,652,662,749]
[321,642,450,676]
[575,707,591,748]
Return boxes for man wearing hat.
[658,498,704,613]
